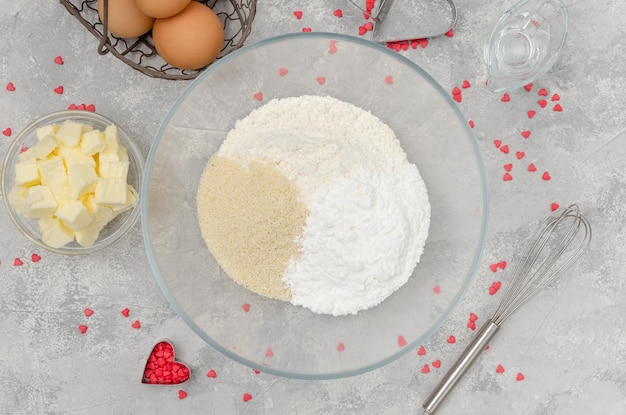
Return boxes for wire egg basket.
[60,0,257,80]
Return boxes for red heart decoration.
[432,359,441,368]
[329,40,338,54]
[3,128,12,137]
[501,93,510,102]
[293,10,303,19]
[542,171,551,181]
[253,92,263,102]
[384,75,393,85]
[516,151,525,160]
[6,82,15,91]
[417,346,426,355]
[54,85,64,94]
[524,83,533,91]
[397,336,407,347]
[421,364,430,373]
[316,76,326,85]
[142,341,190,385]
[54,56,64,65]
[527,110,536,119]
[496,364,505,373]
[279,68,288,77]
[516,372,525,381]
[538,88,548,96]
[503,172,513,181]
[521,130,531,139]
[462,80,471,88]
[553,103,563,112]
[538,99,547,108]
[333,9,343,18]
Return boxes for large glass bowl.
[142,33,488,379]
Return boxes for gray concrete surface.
[1,0,625,413]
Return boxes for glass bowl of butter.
[1,110,144,255]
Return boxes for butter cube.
[110,184,139,214]
[118,145,128,162]
[34,135,58,159]
[80,129,106,156]
[55,119,84,147]
[39,217,74,248]
[14,160,40,186]
[17,147,36,162]
[103,125,120,153]
[7,186,29,215]
[58,145,96,168]
[38,156,73,206]
[36,124,59,141]
[68,164,99,199]
[94,178,127,205]
[55,200,92,231]
[98,161,129,179]
[98,152,120,163]
[75,204,115,247]
[24,185,58,218]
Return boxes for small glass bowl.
[1,110,144,255]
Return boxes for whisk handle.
[421,320,500,415]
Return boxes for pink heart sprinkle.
[528,163,537,172]
[503,172,513,181]
[493,139,502,148]
[498,261,506,270]
[489,263,498,272]
[84,308,94,317]
[527,110,536,119]
[462,80,471,88]
[500,144,509,154]
[6,82,15,91]
[453,94,462,103]
[86,104,96,112]
[411,39,419,49]
[494,281,502,289]
[253,369,260,374]
[417,346,426,355]
[294,10,303,19]
[551,202,560,211]
[316,76,326,85]
[542,171,551,181]
[452,87,461,96]
[419,39,428,48]
[243,393,253,402]
[54,85,64,94]
[253,92,263,101]
[14,258,23,266]
[132,320,141,329]
[302,27,312,32]
[337,342,345,352]
[538,99,547,108]
[3,128,11,137]
[553,103,563,112]
[445,29,454,37]
[77,103,86,110]
[501,93,510,102]
[20,146,29,153]
[421,364,430,373]
[447,335,456,344]
[265,348,274,358]
[207,369,217,378]
[516,151,525,160]
[242,303,250,312]
[121,308,130,317]
[521,130,531,139]
[524,83,533,92]
[31,253,41,262]
[178,390,187,400]
[358,26,367,36]
[551,93,560,101]
[468,119,475,128]
[329,40,337,54]
[516,372,525,381]
[279,68,288,77]
[538,88,548,96]
[504,163,512,172]
[54,56,64,65]
[68,104,77,110]
[398,336,407,347]
[432,360,441,368]
[432,285,441,294]
[78,325,88,334]
[496,364,505,373]
[384,75,393,85]
[469,312,478,322]
[333,9,343,18]
[467,320,476,330]
[364,22,373,31]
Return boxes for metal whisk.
[421,204,591,415]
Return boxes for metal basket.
[60,0,257,80]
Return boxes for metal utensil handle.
[421,320,500,415]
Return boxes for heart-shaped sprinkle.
[445,28,454,37]
[500,144,509,154]
[6,82,15,91]
[421,364,430,373]
[207,369,217,378]
[329,40,337,54]
[178,390,187,400]
[551,202,560,211]
[498,261,506,270]
[242,303,250,312]
[253,92,263,101]
[398,336,407,347]
[489,263,498,272]
[553,103,563,112]
[467,320,476,330]
[243,393,253,402]
[358,26,368,36]
[3,128,12,137]
[551,93,560,101]
[54,85,64,94]
[538,99,547,108]
[469,312,478,322]
[462,80,471,88]
[516,151,525,160]
[279,68,288,77]
[121,308,130,317]
[14,258,23,266]
[419,38,429,48]
[504,163,512,172]
[68,104,77,110]
[493,139,502,148]
[447,335,456,344]
[542,171,551,181]
[78,325,88,334]
[452,87,461,96]
[503,172,513,181]
[132,320,141,329]
[20,146,29,153]
[337,342,345,351]
[253,369,260,374]
[496,364,505,373]
[524,83,533,92]
[485,345,490,351]
[417,346,426,355]
[302,27,312,32]
[501,93,510,102]
[54,56,64,65]
[142,341,190,385]
[521,130,531,139]
[528,163,537,172]
[384,75,393,85]
[432,360,441,368]
[265,348,274,358]
[364,22,373,31]
[333,9,343,17]
[411,39,419,49]
[453,94,462,103]
[77,103,86,110]
[294,10,303,19]
[433,285,441,294]
[516,372,525,381]
[527,110,536,119]
[84,308,94,317]
[538,88,548,96]
[85,104,96,112]
[316,77,326,85]
[31,253,41,262]
[468,119,475,128]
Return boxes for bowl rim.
[1,110,145,255]
[141,32,490,379]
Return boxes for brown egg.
[152,2,224,70]
[97,0,155,38]
[134,0,192,18]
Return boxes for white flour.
[218,95,430,315]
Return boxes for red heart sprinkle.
[14,258,23,266]
[398,336,407,347]
[516,372,525,381]
[68,104,77,110]
[20,146,29,153]
[54,86,64,94]
[242,303,250,312]
[432,285,441,294]
[121,308,130,317]
[501,93,510,102]
[528,163,537,172]
[337,342,345,351]
[333,8,343,17]
[358,26,367,36]
[485,345,490,351]
[78,325,88,334]
[452,87,461,96]
[253,369,260,374]
[302,27,312,32]
[411,39,419,49]
[132,320,141,329]
[500,144,509,154]
[468,119,475,128]
[86,104,96,112]
[493,139,502,148]
[243,393,253,402]
[31,253,41,262]
[329,40,338,54]
[503,172,513,181]
[54,56,64,65]
[3,128,11,137]
[516,151,525,160]
[445,29,454,37]
[542,171,551,181]
[207,369,217,378]
[253,92,263,101]
[467,320,476,330]
[77,103,86,110]
[524,83,533,91]
[432,359,441,368]
[551,93,560,101]
[178,390,187,400]
[496,364,505,373]
[421,364,430,373]
[469,312,478,322]
[364,22,373,31]
[462,80,471,88]
[551,202,560,211]
[489,263,498,272]
[521,130,531,138]
[294,10,303,19]
[417,346,426,355]
[447,335,456,344]
[279,68,288,77]
[419,38,428,48]
[504,163,512,172]
[6,82,15,91]
[553,103,563,112]
[316,76,326,85]
[384,75,393,85]
[142,341,190,385]
[538,88,548,96]
[498,261,506,270]
[453,94,462,103]
[265,348,274,358]
[538,99,547,108]
[527,110,536,119]
[84,308,94,317]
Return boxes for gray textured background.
[1,0,625,414]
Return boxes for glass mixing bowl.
[142,33,488,379]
